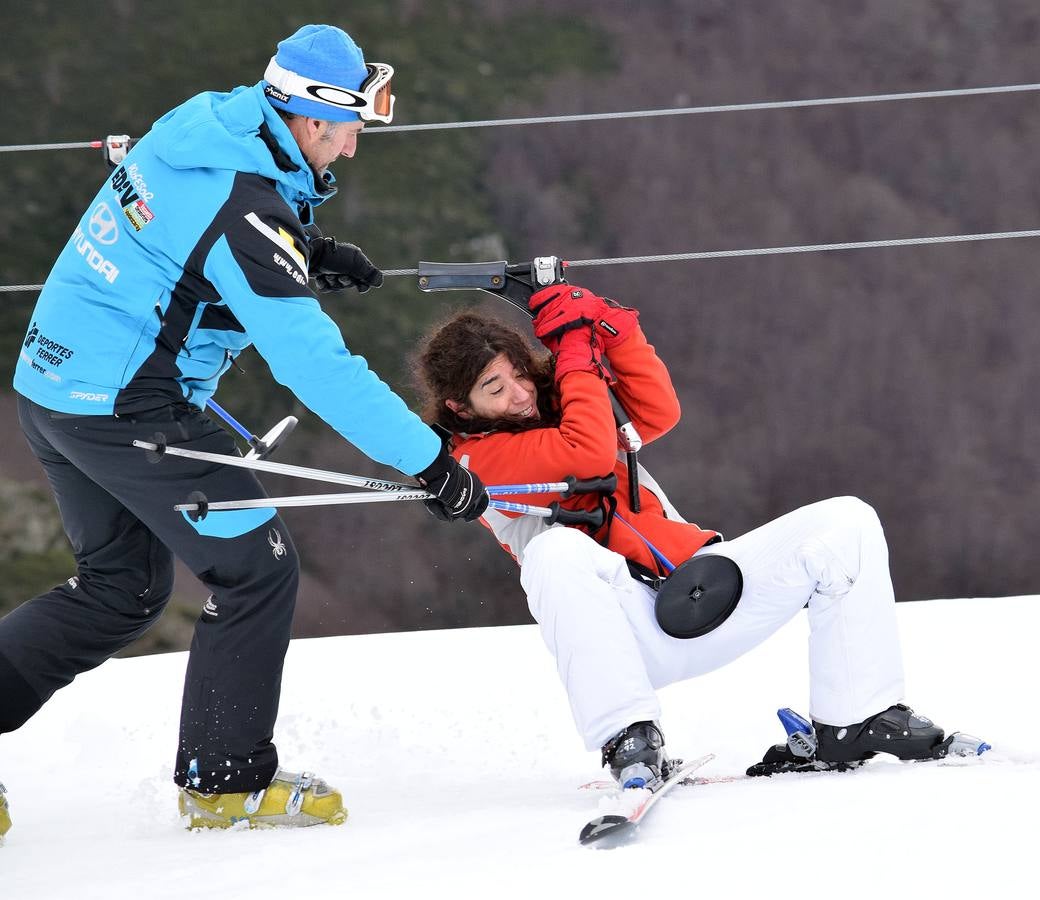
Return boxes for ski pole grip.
[548,503,605,530]
[562,473,618,497]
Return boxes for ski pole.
[204,399,298,461]
[487,499,606,528]
[614,512,676,572]
[206,399,253,443]
[132,438,420,493]
[487,474,617,497]
[175,491,607,530]
[135,437,620,499]
[176,490,430,516]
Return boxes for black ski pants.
[0,396,299,792]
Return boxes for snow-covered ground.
[2,595,1037,898]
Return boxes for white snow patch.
[2,595,1037,898]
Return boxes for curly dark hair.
[414,312,560,434]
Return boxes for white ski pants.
[519,496,906,751]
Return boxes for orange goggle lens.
[372,80,393,119]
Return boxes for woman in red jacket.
[417,284,954,785]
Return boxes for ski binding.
[748,707,991,776]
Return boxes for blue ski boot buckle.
[778,707,818,759]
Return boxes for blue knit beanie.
[263,25,368,122]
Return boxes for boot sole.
[181,808,347,829]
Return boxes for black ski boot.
[747,704,960,776]
[602,721,671,789]
[816,704,945,763]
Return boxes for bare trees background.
[1,1,1037,654]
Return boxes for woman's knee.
[814,496,884,540]
[819,495,876,521]
[805,497,887,589]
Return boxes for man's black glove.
[308,236,384,294]
[415,445,490,523]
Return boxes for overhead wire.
[376,81,1040,132]
[4,81,1040,150]
[380,229,1040,278]
[4,80,1040,292]
[7,227,1039,293]
[0,141,103,153]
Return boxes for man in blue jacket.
[2,24,487,830]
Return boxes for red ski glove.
[553,324,608,381]
[590,295,639,350]
[529,285,638,352]
[530,285,597,354]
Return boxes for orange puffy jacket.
[451,326,718,574]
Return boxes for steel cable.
[6,227,1040,292]
[4,81,1040,150]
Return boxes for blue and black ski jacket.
[14,82,438,476]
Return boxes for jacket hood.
[149,82,336,208]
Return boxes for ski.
[580,710,990,794]
[581,743,994,796]
[578,752,714,847]
[579,768,741,791]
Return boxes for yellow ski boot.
[178,770,345,829]
[0,783,11,844]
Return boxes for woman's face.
[449,352,539,423]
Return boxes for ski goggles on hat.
[263,58,396,123]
